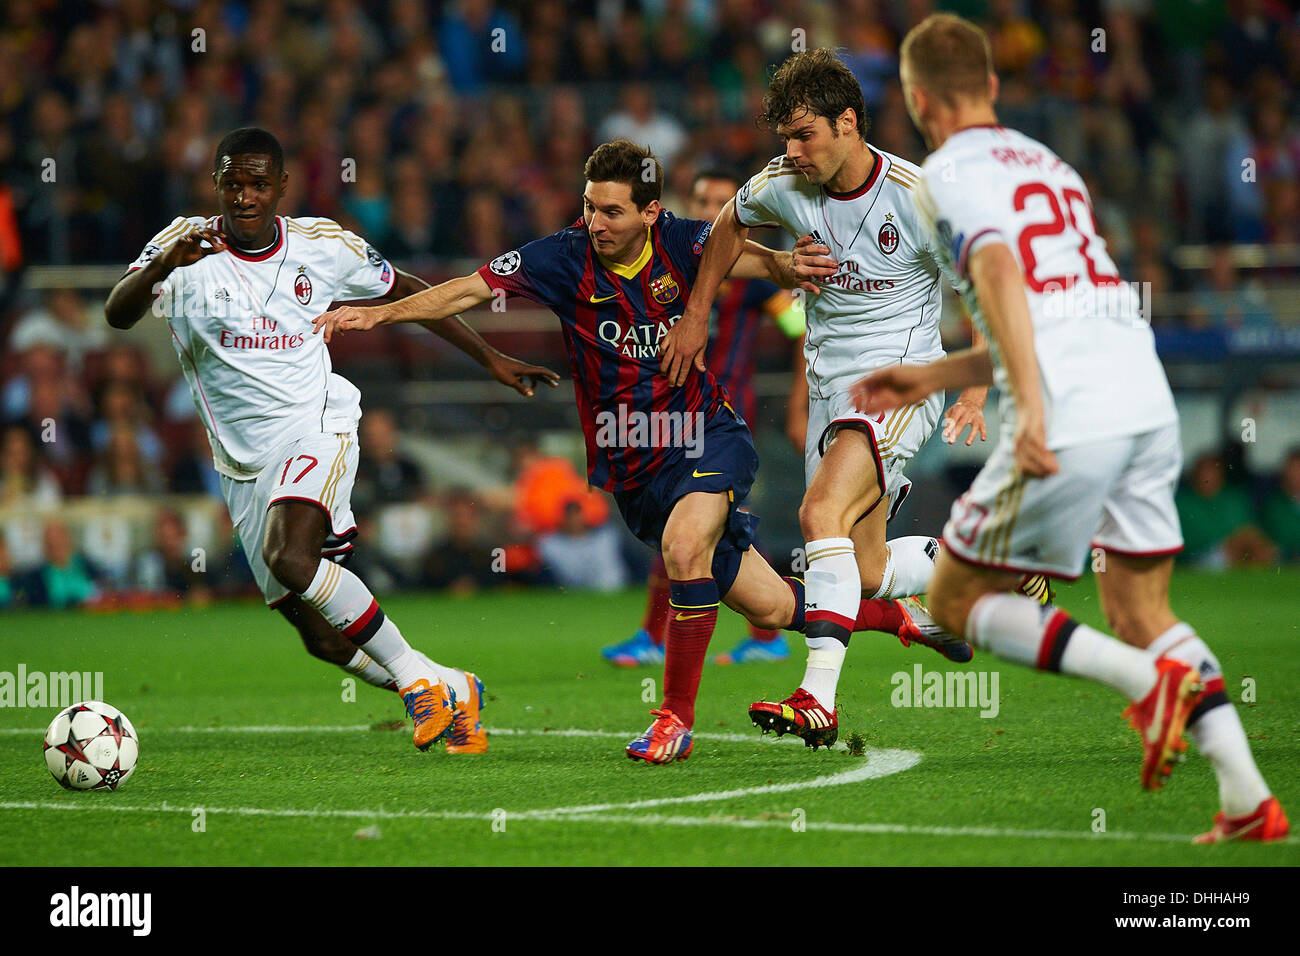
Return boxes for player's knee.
[263,540,318,595]
[660,534,711,580]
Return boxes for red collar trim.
[226,216,284,261]
[822,148,882,201]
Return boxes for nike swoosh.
[675,612,710,621]
[589,292,620,303]
[692,469,722,478]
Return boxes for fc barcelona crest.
[650,273,680,304]
[878,215,900,255]
[294,266,313,305]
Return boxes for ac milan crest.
[878,218,900,255]
[294,266,313,305]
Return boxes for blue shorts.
[613,405,760,597]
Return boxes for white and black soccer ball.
[43,701,139,791]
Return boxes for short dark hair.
[213,127,284,174]
[583,140,662,210]
[760,49,869,141]
[900,14,994,106]
[694,167,743,190]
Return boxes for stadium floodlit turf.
[1,569,1296,866]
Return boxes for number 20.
[1012,182,1119,293]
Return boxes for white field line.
[4,724,1283,844]
[0,800,1255,844]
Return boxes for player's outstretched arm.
[967,242,1057,477]
[105,225,227,330]
[660,197,748,387]
[313,272,494,343]
[384,269,559,398]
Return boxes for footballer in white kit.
[664,48,1012,749]
[105,127,559,755]
[735,147,947,516]
[853,14,1286,842]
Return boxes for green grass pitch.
[1,569,1296,866]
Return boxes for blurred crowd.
[3,0,1300,607]
[0,1,1297,295]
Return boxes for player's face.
[777,108,853,186]
[213,153,286,246]
[687,177,738,223]
[583,181,659,264]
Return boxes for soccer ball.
[43,701,139,791]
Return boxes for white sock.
[871,536,938,599]
[804,537,860,638]
[300,559,429,691]
[800,639,846,712]
[1146,623,1271,816]
[968,593,1156,700]
[416,651,470,703]
[343,649,396,689]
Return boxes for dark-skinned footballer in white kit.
[105,127,560,755]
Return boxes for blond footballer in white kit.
[106,128,560,756]
[853,15,1285,842]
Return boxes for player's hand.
[943,400,987,446]
[791,234,838,295]
[1013,409,1059,478]
[850,364,935,416]
[485,350,562,398]
[659,312,708,387]
[312,305,384,343]
[159,226,227,270]
[785,403,808,454]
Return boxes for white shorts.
[221,431,360,605]
[804,387,945,523]
[942,422,1184,579]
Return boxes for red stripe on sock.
[747,624,780,642]
[806,609,855,632]
[1035,609,1070,671]
[343,599,381,639]
[854,598,907,634]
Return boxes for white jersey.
[735,149,946,397]
[127,215,396,479]
[917,126,1177,448]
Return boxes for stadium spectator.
[0,536,12,609]
[599,85,688,168]
[133,508,210,602]
[1187,245,1276,329]
[353,408,427,514]
[91,380,163,467]
[1263,448,1300,562]
[1176,452,1277,568]
[32,519,98,609]
[168,418,222,498]
[85,425,164,498]
[6,289,107,374]
[0,423,61,509]
[536,498,630,592]
[423,489,501,594]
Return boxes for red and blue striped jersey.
[705,278,784,424]
[476,210,731,492]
